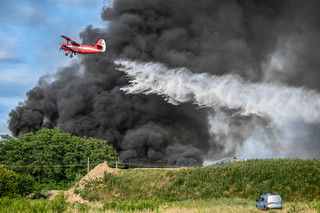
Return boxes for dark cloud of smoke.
[102,0,320,89]
[120,122,203,166]
[8,0,320,164]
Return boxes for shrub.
[15,173,35,197]
[49,193,67,213]
[0,165,35,198]
[0,165,18,197]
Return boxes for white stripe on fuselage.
[68,45,101,52]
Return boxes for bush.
[49,193,67,213]
[15,173,35,197]
[0,165,18,197]
[34,180,72,191]
[0,165,35,198]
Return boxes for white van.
[256,193,282,210]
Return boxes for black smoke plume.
[9,0,320,164]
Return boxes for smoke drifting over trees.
[8,0,320,164]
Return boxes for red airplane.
[60,35,106,58]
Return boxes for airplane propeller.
[59,42,65,52]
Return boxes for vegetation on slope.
[78,158,320,202]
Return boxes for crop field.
[78,159,320,202]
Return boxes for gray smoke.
[8,0,320,164]
[117,60,320,123]
[117,59,320,158]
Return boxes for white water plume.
[116,60,320,124]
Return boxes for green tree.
[0,165,34,197]
[0,128,118,184]
[0,165,17,197]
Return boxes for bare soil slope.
[66,161,119,203]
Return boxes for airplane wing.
[61,35,79,45]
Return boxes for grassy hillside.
[77,158,320,202]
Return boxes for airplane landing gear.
[70,54,73,58]
[65,53,68,56]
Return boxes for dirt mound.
[81,161,119,182]
[66,161,119,203]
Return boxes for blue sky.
[0,0,109,135]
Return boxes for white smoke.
[116,59,320,124]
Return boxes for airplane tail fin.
[96,39,106,52]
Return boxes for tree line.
[0,128,118,197]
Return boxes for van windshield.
[268,195,281,202]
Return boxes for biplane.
[60,35,106,58]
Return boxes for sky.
[0,0,109,135]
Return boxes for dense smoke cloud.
[8,0,320,164]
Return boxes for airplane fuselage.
[61,44,103,54]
